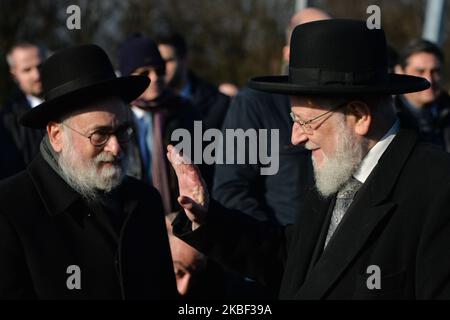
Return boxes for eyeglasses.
[290,101,348,134]
[61,123,134,147]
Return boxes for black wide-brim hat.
[20,44,150,128]
[249,19,430,95]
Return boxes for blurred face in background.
[9,46,43,97]
[397,52,443,109]
[166,219,207,296]
[132,65,165,101]
[158,44,187,90]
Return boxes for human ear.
[346,101,371,136]
[282,45,290,63]
[47,122,64,153]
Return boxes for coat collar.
[27,153,81,216]
[293,128,419,299]
[26,152,140,218]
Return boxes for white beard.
[310,120,369,198]
[57,131,127,201]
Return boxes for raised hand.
[166,145,209,230]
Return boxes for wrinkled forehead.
[65,97,131,127]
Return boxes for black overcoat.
[0,153,177,299]
[174,128,450,299]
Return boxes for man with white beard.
[167,20,450,299]
[53,97,134,202]
[0,44,177,299]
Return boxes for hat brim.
[20,75,149,128]
[248,74,430,96]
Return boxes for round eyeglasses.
[61,123,134,147]
[290,101,348,134]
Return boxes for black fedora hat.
[248,19,430,95]
[20,44,150,128]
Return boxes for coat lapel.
[27,153,81,216]
[306,196,335,274]
[294,128,418,299]
[88,178,141,244]
[295,201,396,299]
[279,188,332,298]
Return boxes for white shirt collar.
[26,95,43,108]
[131,105,145,119]
[353,119,400,183]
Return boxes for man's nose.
[32,67,41,82]
[103,135,122,156]
[149,69,161,82]
[423,70,441,87]
[291,122,308,146]
[176,273,192,296]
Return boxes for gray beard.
[57,136,128,202]
[312,122,369,198]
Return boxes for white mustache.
[94,152,122,165]
[304,142,320,151]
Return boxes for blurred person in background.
[156,32,230,130]
[395,39,450,152]
[167,215,208,297]
[118,34,201,215]
[1,42,47,179]
[218,82,239,98]
[166,211,273,299]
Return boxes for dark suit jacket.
[395,93,450,152]
[0,89,44,179]
[174,128,450,299]
[0,153,177,299]
[0,114,25,180]
[188,72,230,130]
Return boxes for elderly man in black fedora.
[0,44,177,299]
[167,19,450,299]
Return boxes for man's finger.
[167,144,202,181]
[178,196,207,222]
[178,196,194,209]
[167,144,183,166]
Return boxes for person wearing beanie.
[118,33,201,216]
[119,34,229,299]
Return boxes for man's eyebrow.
[292,111,305,121]
[88,121,133,132]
